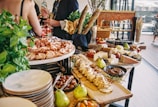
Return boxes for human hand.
[44,19,60,27]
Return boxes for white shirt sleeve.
[60,20,66,30]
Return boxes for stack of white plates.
[2,69,54,107]
[0,97,37,107]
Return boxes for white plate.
[26,85,53,102]
[29,46,75,65]
[4,79,52,96]
[0,97,37,107]
[3,69,52,93]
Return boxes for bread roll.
[77,5,89,34]
[82,9,101,35]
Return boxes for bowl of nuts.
[55,75,78,92]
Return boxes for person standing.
[153,15,158,42]
[0,0,42,36]
[34,1,40,16]
[42,0,79,39]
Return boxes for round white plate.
[3,69,52,93]
[0,97,37,107]
[4,79,52,96]
[29,46,75,65]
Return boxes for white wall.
[78,0,110,12]
[35,0,55,12]
[79,0,102,14]
[78,0,90,12]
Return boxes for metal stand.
[109,67,135,107]
[30,57,72,78]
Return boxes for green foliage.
[67,10,81,21]
[67,10,91,28]
[0,10,31,82]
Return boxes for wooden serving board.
[86,82,132,105]
[72,72,133,105]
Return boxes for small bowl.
[75,98,100,107]
[54,75,78,92]
[105,65,127,77]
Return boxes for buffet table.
[0,9,143,107]
[0,36,143,107]
[0,59,137,107]
[86,41,142,107]
[69,52,140,107]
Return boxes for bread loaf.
[82,9,101,35]
[77,5,89,34]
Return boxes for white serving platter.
[29,47,75,65]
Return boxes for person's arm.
[44,18,61,27]
[43,0,79,29]
[27,0,42,36]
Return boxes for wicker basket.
[97,27,112,38]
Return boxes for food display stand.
[27,36,76,75]
[0,35,142,107]
[29,46,75,75]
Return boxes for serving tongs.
[57,62,66,73]
[60,76,74,90]
[52,72,62,88]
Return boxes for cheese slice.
[120,55,139,64]
[93,51,108,61]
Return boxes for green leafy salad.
[0,10,32,82]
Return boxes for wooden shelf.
[98,27,132,32]
[96,10,136,41]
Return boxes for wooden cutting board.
[86,82,132,105]
[72,72,133,105]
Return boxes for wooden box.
[97,27,112,38]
